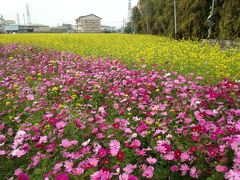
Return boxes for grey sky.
[0,0,138,27]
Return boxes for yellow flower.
[71,94,77,100]
[75,73,80,77]
[45,124,50,129]
[59,104,65,108]
[6,94,13,99]
[50,60,55,64]
[5,101,11,106]
[52,87,59,92]
[145,120,151,125]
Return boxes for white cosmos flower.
[82,139,91,147]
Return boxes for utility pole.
[146,0,149,34]
[122,19,125,33]
[26,4,32,25]
[174,0,177,39]
[128,0,132,22]
[23,14,26,33]
[207,0,215,39]
[17,13,20,25]
[16,13,20,33]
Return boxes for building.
[101,25,117,33]
[4,24,49,33]
[0,16,4,33]
[76,14,101,33]
[50,24,76,33]
[0,16,4,26]
[50,26,68,33]
[5,20,16,25]
[30,24,49,32]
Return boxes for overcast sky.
[0,0,138,27]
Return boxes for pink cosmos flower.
[136,121,149,133]
[128,175,139,180]
[26,94,34,101]
[224,170,240,180]
[55,174,69,180]
[98,148,107,158]
[180,152,190,162]
[113,103,119,110]
[0,150,6,155]
[18,172,30,180]
[190,167,199,178]
[142,165,154,179]
[194,111,205,123]
[88,158,99,167]
[56,121,67,129]
[53,162,63,173]
[208,149,217,158]
[131,139,141,149]
[180,164,189,176]
[14,168,23,176]
[72,167,84,175]
[123,164,137,174]
[11,148,27,157]
[156,143,171,154]
[164,152,174,161]
[39,136,48,144]
[170,165,179,172]
[146,157,157,165]
[90,170,112,180]
[48,118,57,126]
[0,123,4,131]
[215,165,228,173]
[46,142,57,152]
[119,173,129,180]
[64,160,73,172]
[0,134,6,142]
[60,139,78,148]
[109,140,120,156]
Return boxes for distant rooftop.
[77,14,102,19]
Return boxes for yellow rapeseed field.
[0,33,239,83]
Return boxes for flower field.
[0,34,239,83]
[0,43,239,180]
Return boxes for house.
[76,14,101,33]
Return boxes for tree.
[132,6,143,33]
[124,22,133,33]
[131,0,240,39]
[219,0,240,39]
[177,0,211,39]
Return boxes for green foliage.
[219,0,240,39]
[124,22,133,34]
[132,0,240,39]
